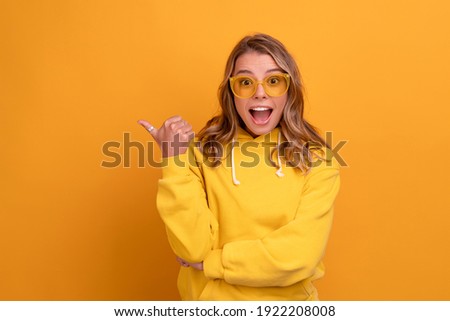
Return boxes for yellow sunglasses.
[229,73,290,99]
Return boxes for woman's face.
[232,51,288,137]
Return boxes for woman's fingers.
[182,123,193,133]
[167,119,191,134]
[176,257,190,268]
[138,116,194,157]
[164,115,182,125]
[176,257,203,270]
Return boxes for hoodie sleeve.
[203,158,340,287]
[157,143,218,263]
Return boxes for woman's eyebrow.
[234,69,253,75]
[234,68,284,75]
[266,68,284,73]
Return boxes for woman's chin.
[244,123,275,137]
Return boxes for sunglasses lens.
[232,77,256,98]
[231,74,289,98]
[264,74,289,97]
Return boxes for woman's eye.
[240,78,253,86]
[268,77,280,85]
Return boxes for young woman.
[139,34,340,300]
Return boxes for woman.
[139,33,340,300]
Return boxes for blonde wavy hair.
[197,33,328,173]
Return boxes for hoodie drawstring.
[231,133,284,185]
[231,139,241,185]
[275,131,284,177]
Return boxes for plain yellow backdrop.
[1,0,449,300]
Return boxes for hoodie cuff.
[161,153,190,179]
[203,249,224,280]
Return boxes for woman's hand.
[138,116,194,157]
[176,256,204,271]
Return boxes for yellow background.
[1,0,449,300]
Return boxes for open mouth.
[249,107,273,124]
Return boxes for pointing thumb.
[137,119,158,138]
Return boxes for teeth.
[250,107,270,111]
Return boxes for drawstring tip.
[276,169,284,177]
[233,178,241,185]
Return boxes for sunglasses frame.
[229,73,290,99]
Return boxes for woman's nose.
[253,83,268,99]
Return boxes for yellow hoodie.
[157,127,340,300]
